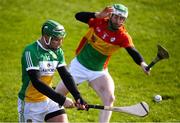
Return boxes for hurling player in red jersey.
[56,4,150,122]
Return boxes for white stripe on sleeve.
[25,51,33,67]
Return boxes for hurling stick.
[87,101,149,117]
[146,44,169,71]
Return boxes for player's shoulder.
[118,26,127,32]
[24,41,37,49]
[89,18,107,25]
[23,41,38,54]
[118,26,130,36]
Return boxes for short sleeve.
[88,18,97,27]
[21,47,39,71]
[120,32,134,48]
[56,48,66,68]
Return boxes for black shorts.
[44,109,66,121]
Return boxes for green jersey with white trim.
[18,41,66,102]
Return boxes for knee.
[110,95,115,103]
[104,95,115,105]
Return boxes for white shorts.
[18,98,65,122]
[68,57,109,84]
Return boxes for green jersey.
[18,41,66,102]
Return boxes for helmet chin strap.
[43,36,52,45]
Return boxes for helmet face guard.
[112,4,128,18]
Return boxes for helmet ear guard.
[112,4,128,18]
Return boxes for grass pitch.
[0,0,179,122]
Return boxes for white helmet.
[112,4,128,18]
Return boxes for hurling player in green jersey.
[55,4,151,122]
[18,20,87,122]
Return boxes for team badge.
[110,37,116,42]
[47,63,52,68]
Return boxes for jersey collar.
[37,40,49,51]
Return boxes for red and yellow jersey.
[76,18,134,71]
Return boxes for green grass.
[0,0,180,122]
